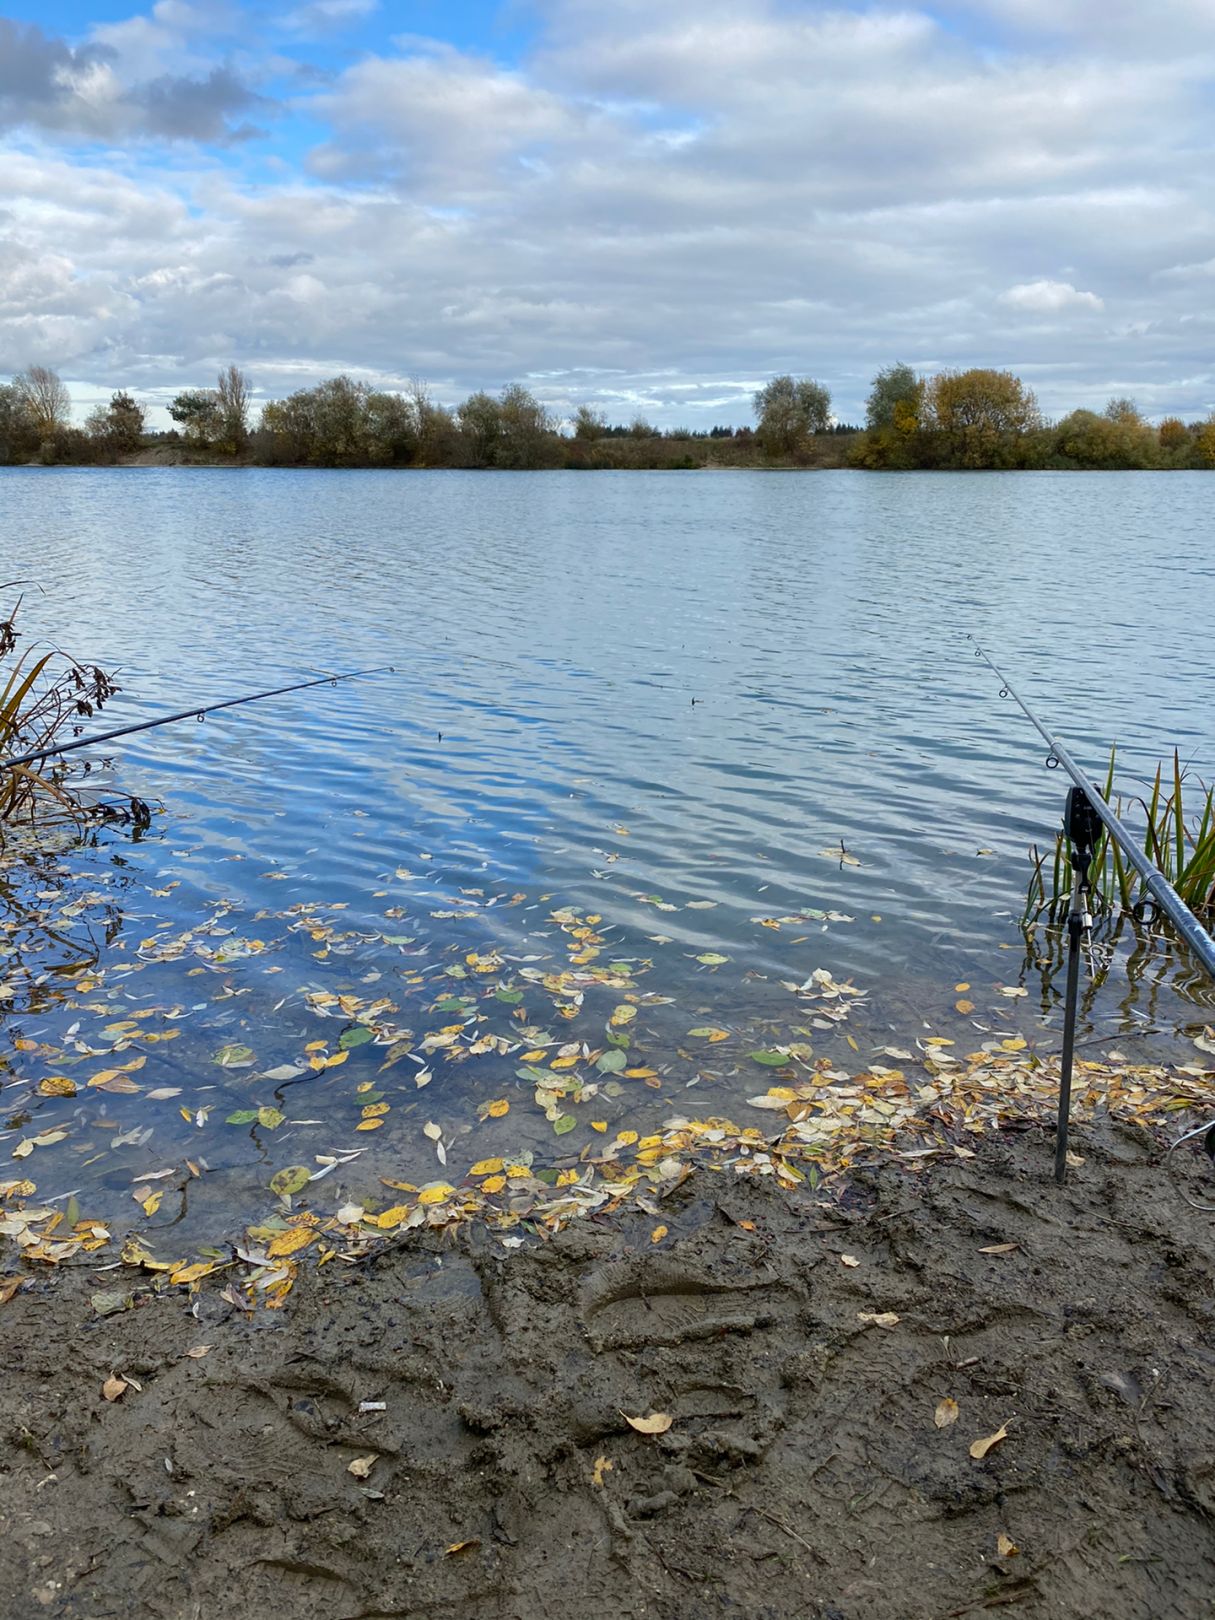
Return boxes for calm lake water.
[1,467,1211,1239]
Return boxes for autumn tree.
[865,363,922,431]
[86,392,145,456]
[168,388,222,448]
[215,364,251,454]
[0,384,38,463]
[923,369,1041,467]
[753,375,831,456]
[572,404,606,440]
[457,391,502,466]
[496,384,551,468]
[1158,417,1189,452]
[13,365,70,439]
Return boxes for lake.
[1,467,1212,1245]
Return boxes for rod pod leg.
[1055,906,1083,1185]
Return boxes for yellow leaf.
[650,1225,668,1243]
[934,1397,959,1428]
[616,1130,638,1146]
[487,1099,509,1118]
[355,1118,383,1131]
[480,1175,506,1193]
[305,1040,326,1052]
[996,1533,1019,1558]
[139,1190,163,1217]
[969,1422,1010,1460]
[955,999,975,1014]
[267,1227,316,1258]
[522,1049,547,1061]
[590,1120,607,1132]
[417,1183,454,1205]
[361,1102,390,1118]
[325,1050,349,1068]
[610,1004,637,1027]
[37,1077,76,1098]
[170,1261,218,1286]
[470,1158,505,1176]
[625,1067,658,1080]
[591,1455,614,1487]
[550,1054,580,1070]
[622,1411,673,1435]
[367,1205,411,1228]
[445,1540,479,1556]
[954,982,970,992]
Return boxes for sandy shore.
[2,1118,1214,1620]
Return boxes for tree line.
[1,361,1213,471]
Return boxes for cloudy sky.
[1,0,1212,428]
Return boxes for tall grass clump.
[0,588,147,840]
[1025,746,1215,923]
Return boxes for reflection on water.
[0,467,1211,1237]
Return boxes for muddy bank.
[2,1120,1214,1620]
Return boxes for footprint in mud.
[581,1256,789,1350]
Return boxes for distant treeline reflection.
[2,361,1213,471]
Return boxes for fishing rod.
[0,665,395,774]
[969,636,1215,1186]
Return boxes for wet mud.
[2,1119,1215,1619]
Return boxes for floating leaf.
[610,1004,637,1027]
[622,1411,673,1435]
[969,1422,1010,1460]
[226,1109,258,1125]
[749,1049,789,1066]
[596,1049,627,1074]
[267,1227,315,1259]
[339,1025,374,1050]
[214,1044,255,1068]
[696,953,729,966]
[650,1225,668,1243]
[688,1027,730,1042]
[37,1077,76,1098]
[955,999,975,1014]
[486,1099,509,1118]
[553,1114,577,1135]
[934,1398,959,1428]
[269,1165,311,1198]
[257,1106,285,1129]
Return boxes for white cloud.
[1000,279,1104,313]
[0,0,1211,423]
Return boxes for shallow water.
[0,467,1211,1238]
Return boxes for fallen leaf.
[955,999,975,1014]
[650,1225,668,1244]
[934,1397,959,1428]
[997,1533,1020,1558]
[37,1076,76,1098]
[347,1454,378,1478]
[622,1411,673,1435]
[486,1099,509,1118]
[857,1312,900,1329]
[969,1422,1010,1460]
[445,1539,479,1556]
[979,1243,1019,1255]
[185,1345,213,1359]
[269,1165,311,1198]
[840,1254,861,1268]
[102,1374,128,1402]
[591,1455,614,1487]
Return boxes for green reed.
[1025,746,1215,922]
